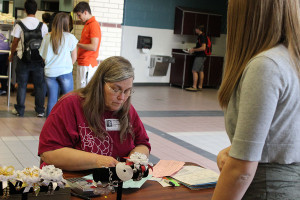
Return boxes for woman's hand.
[217,146,231,172]
[96,155,119,168]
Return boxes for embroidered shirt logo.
[79,123,113,156]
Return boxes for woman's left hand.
[217,146,231,172]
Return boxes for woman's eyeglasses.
[105,82,134,97]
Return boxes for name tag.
[105,119,120,131]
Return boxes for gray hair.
[102,56,135,83]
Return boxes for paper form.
[171,166,219,185]
[150,160,185,178]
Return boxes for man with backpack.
[9,0,48,117]
[186,25,208,92]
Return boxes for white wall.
[121,25,226,83]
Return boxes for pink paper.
[151,160,185,178]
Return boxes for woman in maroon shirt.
[38,56,151,171]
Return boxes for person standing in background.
[9,0,48,117]
[69,14,74,33]
[42,12,51,29]
[39,12,78,117]
[186,25,207,92]
[73,1,101,89]
[48,13,73,33]
[212,0,300,199]
[48,12,58,33]
[29,12,51,98]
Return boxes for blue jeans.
[14,58,45,116]
[45,72,73,117]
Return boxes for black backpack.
[17,21,43,63]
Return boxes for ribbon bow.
[0,166,15,176]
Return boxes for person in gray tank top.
[212,0,300,199]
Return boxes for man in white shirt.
[9,0,48,117]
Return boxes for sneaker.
[0,90,6,96]
[12,109,20,116]
[197,88,203,91]
[185,87,197,91]
[36,113,45,118]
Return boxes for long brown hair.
[50,12,70,54]
[76,56,135,142]
[218,0,300,108]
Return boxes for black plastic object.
[137,35,152,49]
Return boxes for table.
[63,167,214,200]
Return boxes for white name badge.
[105,119,120,131]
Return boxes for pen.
[70,191,91,200]
[163,179,175,187]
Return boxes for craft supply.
[0,165,16,198]
[163,178,175,187]
[116,163,133,181]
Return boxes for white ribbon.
[40,165,66,189]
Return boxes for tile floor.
[0,86,230,173]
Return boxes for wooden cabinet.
[169,53,186,87]
[170,53,195,87]
[174,7,222,37]
[207,15,222,37]
[170,50,223,88]
[203,56,224,87]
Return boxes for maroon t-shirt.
[38,93,151,161]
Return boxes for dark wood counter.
[170,49,223,89]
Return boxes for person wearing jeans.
[45,72,73,116]
[39,12,78,117]
[9,0,48,117]
[14,58,45,116]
